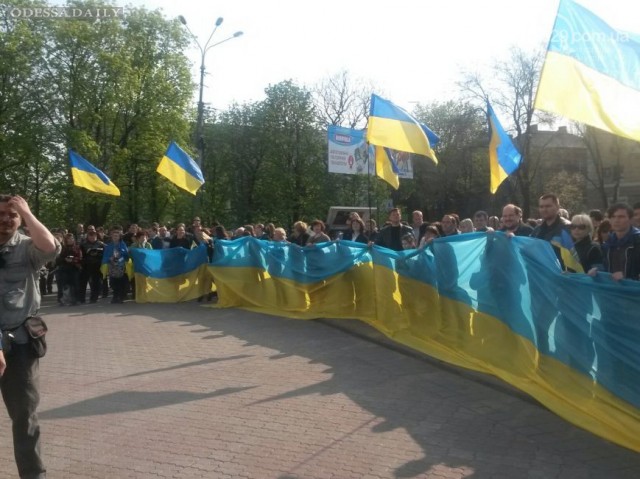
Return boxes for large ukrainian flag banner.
[130,244,212,303]
[210,237,376,319]
[535,0,640,142]
[205,235,640,452]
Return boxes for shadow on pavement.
[41,386,256,419]
[40,298,640,478]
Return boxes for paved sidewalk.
[1,297,639,478]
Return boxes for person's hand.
[587,268,598,277]
[0,350,6,377]
[611,271,624,281]
[7,195,32,218]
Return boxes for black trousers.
[79,267,103,302]
[1,343,46,479]
[110,275,128,301]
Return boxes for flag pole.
[367,142,373,235]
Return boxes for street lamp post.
[178,15,243,176]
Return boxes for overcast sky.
[127,0,638,113]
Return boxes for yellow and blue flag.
[373,145,400,189]
[551,229,584,273]
[68,150,120,196]
[156,142,204,195]
[535,0,640,142]
[130,244,213,302]
[366,94,438,164]
[487,101,522,193]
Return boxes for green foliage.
[2,4,562,231]
[1,0,192,228]
[406,101,489,220]
[545,170,586,216]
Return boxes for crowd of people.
[1,192,639,478]
[43,196,640,306]
[371,195,640,281]
[38,195,640,309]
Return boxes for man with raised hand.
[0,194,60,479]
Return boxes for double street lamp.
[178,15,243,174]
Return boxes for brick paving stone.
[0,298,639,478]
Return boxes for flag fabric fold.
[374,145,400,189]
[552,229,585,273]
[535,0,640,142]
[366,94,438,164]
[156,142,204,195]
[487,101,522,193]
[68,150,120,196]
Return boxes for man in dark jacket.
[589,203,640,281]
[530,194,568,241]
[530,193,577,271]
[80,230,105,303]
[375,208,413,251]
[500,204,534,236]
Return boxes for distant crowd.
[37,195,640,306]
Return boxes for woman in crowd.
[419,225,441,247]
[273,227,287,242]
[263,223,276,240]
[343,217,368,243]
[570,214,603,272]
[214,225,229,241]
[459,218,475,233]
[290,221,310,246]
[307,219,331,245]
[364,219,379,243]
[170,224,193,249]
[595,219,611,244]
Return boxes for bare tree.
[574,124,629,209]
[312,70,372,129]
[458,46,556,216]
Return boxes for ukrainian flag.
[210,237,375,319]
[487,101,522,193]
[374,145,400,189]
[130,243,213,302]
[535,0,640,142]
[207,233,640,452]
[68,150,120,196]
[551,228,584,273]
[156,142,204,195]
[366,94,438,164]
